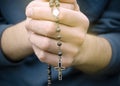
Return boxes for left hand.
[25,0,89,68]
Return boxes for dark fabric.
[0,0,120,86]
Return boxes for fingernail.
[26,8,33,17]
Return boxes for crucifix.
[55,57,65,80]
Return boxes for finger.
[32,45,59,67]
[59,0,76,3]
[26,1,74,10]
[36,0,76,4]
[29,33,79,56]
[32,44,73,67]
[26,19,86,45]
[26,6,87,27]
[33,0,79,11]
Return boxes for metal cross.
[55,58,65,80]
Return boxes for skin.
[1,21,33,61]
[1,0,112,74]
[25,0,112,73]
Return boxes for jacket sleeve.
[90,0,120,75]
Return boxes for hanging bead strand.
[48,64,52,86]
[49,0,65,82]
[53,0,65,80]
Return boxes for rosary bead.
[58,51,63,56]
[57,41,62,46]
[56,27,61,32]
[57,35,62,39]
[48,64,52,86]
[49,0,54,7]
[49,3,54,7]
[55,0,60,7]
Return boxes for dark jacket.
[0,0,120,86]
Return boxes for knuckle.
[69,4,74,10]
[38,51,46,62]
[25,1,35,15]
[45,22,56,36]
[61,4,74,10]
[41,38,51,50]
[77,32,85,45]
[29,34,33,43]
[82,15,89,30]
[25,19,33,30]
[65,50,79,67]
[63,57,73,68]
[59,13,65,22]
[73,47,80,57]
[29,33,36,44]
[25,19,30,30]
[26,1,34,9]
[59,9,66,22]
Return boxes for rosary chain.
[48,1,65,86]
[48,64,52,86]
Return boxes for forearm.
[74,34,112,74]
[1,21,33,61]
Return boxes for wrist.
[73,34,112,74]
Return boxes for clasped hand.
[25,0,89,68]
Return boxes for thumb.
[36,0,80,11]
[59,0,80,11]
[41,0,76,4]
[59,0,76,4]
[57,0,80,11]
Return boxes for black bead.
[58,51,63,56]
[48,64,52,86]
[57,41,62,46]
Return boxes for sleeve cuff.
[98,33,120,75]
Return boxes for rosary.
[48,0,65,86]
